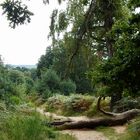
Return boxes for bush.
[60,80,76,95]
[9,96,21,105]
[25,76,34,94]
[113,97,140,113]
[64,94,93,112]
[45,95,65,113]
[0,101,6,111]
[0,77,15,99]
[42,69,60,92]
[45,94,94,115]
[36,69,61,98]
[8,70,25,85]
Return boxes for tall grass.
[0,112,54,140]
[0,107,76,140]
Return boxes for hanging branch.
[64,0,97,78]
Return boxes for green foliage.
[37,47,54,77]
[0,66,15,98]
[49,9,58,45]
[45,95,65,113]
[37,44,95,94]
[0,103,76,140]
[0,110,57,140]
[113,97,140,112]
[88,3,140,103]
[0,62,36,105]
[9,96,21,105]
[41,69,60,92]
[37,66,77,98]
[36,69,61,98]
[63,94,93,114]
[45,94,110,117]
[37,0,95,94]
[0,0,33,28]
[25,76,34,94]
[85,102,98,117]
[58,11,68,31]
[45,94,94,115]
[8,70,25,85]
[60,80,76,95]
[0,101,6,111]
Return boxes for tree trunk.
[47,97,140,130]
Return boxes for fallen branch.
[49,109,140,130]
[47,97,140,130]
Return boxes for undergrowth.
[44,94,110,117]
[0,101,76,140]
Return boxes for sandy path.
[62,130,108,140]
[36,108,90,121]
[111,126,126,134]
[36,108,126,140]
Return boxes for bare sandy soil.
[62,129,108,140]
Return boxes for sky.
[0,0,65,65]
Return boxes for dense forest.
[0,0,140,140]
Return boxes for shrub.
[8,70,25,85]
[45,94,94,115]
[42,69,60,92]
[60,80,76,95]
[45,95,65,113]
[113,97,140,113]
[9,96,21,105]
[0,101,6,111]
[36,69,61,98]
[64,94,93,112]
[25,76,34,94]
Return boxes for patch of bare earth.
[62,129,108,140]
[111,125,127,134]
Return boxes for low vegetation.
[44,94,96,116]
[0,102,76,140]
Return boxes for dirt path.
[36,108,90,121]
[36,108,126,140]
[62,130,108,140]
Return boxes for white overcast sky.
[0,0,65,65]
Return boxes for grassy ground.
[96,126,121,140]
[0,103,76,140]
[96,125,140,140]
